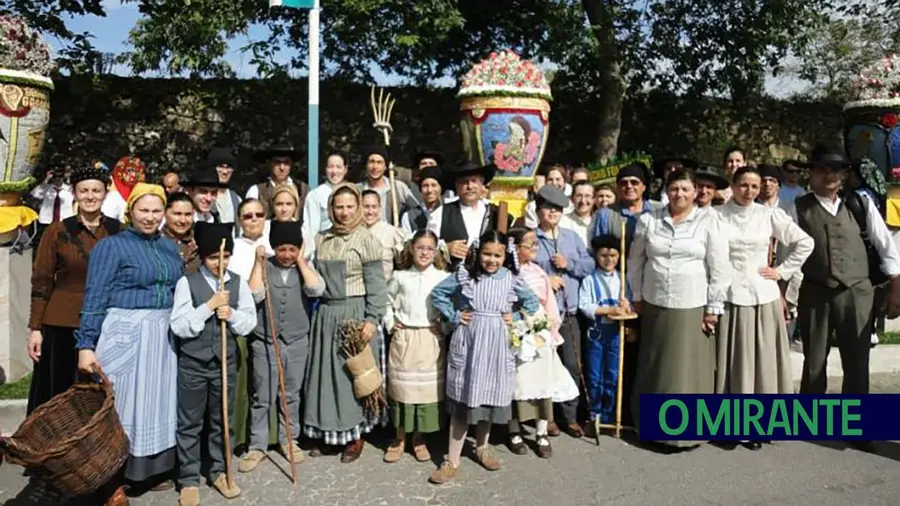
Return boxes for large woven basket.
[0,369,129,497]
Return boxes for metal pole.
[307,0,320,190]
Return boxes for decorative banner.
[269,0,315,7]
[587,153,653,186]
[0,69,53,193]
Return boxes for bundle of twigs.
[338,320,387,420]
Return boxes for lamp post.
[269,0,320,190]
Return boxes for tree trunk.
[582,0,627,161]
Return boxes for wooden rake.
[370,86,400,227]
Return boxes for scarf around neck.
[327,182,364,235]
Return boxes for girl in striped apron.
[429,231,541,485]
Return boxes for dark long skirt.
[26,325,78,415]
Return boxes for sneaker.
[178,486,200,506]
[429,459,459,484]
[212,474,241,499]
[238,449,266,473]
[474,448,501,471]
[280,441,304,464]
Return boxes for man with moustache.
[794,148,900,455]
[435,160,513,267]
[559,180,594,246]
[246,142,308,219]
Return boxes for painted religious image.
[484,113,543,175]
[0,83,51,184]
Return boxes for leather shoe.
[341,439,364,463]
[547,422,561,437]
[565,423,584,438]
[106,486,129,506]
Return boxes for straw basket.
[0,368,129,497]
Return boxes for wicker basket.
[0,368,130,497]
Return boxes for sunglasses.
[241,212,266,220]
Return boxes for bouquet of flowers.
[458,49,552,101]
[0,15,55,76]
[508,310,552,363]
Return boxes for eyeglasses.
[241,212,265,220]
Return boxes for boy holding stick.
[241,220,325,473]
[171,222,257,506]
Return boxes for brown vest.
[256,180,309,220]
[796,193,869,288]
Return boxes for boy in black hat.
[578,235,634,426]
[358,144,416,226]
[170,222,257,505]
[241,220,325,472]
[184,167,231,224]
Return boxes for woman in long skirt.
[715,167,813,449]
[303,183,388,463]
[628,169,730,449]
[76,183,184,505]
[27,166,120,414]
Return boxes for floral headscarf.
[112,156,146,200]
[327,182,364,235]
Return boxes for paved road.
[1,374,899,506]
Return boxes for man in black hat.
[358,144,416,226]
[756,164,795,215]
[411,147,455,203]
[794,147,900,453]
[247,142,309,220]
[693,167,729,209]
[184,167,231,224]
[170,221,256,505]
[589,162,663,247]
[435,160,513,266]
[206,147,243,224]
[779,159,808,205]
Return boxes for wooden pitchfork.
[370,86,400,227]
[216,239,234,488]
[261,260,299,486]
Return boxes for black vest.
[182,270,241,361]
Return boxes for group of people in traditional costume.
[22,140,900,505]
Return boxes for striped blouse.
[315,226,384,297]
[75,227,185,350]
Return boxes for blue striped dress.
[75,227,184,482]
[431,266,540,424]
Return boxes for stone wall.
[42,76,843,189]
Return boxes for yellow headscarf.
[327,182,364,235]
[125,182,167,225]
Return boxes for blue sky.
[53,0,805,96]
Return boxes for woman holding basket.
[75,183,184,505]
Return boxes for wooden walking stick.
[599,220,638,440]
[217,239,234,489]
[261,261,299,486]
[370,86,400,227]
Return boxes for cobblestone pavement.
[1,374,898,506]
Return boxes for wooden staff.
[498,202,509,233]
[370,86,400,227]
[217,239,234,488]
[261,260,299,485]
[599,220,638,440]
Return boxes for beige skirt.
[716,299,793,394]
[387,326,445,405]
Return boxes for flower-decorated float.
[0,15,52,243]
[844,54,900,228]
[458,50,551,218]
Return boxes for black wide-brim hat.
[183,167,230,189]
[441,160,496,188]
[653,157,699,178]
[206,146,238,169]
[799,150,853,171]
[413,148,444,167]
[254,142,301,162]
[693,167,729,190]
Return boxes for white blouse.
[715,201,813,306]
[383,265,450,331]
[368,220,408,280]
[628,206,730,313]
[230,229,274,280]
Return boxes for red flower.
[883,113,898,128]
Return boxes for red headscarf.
[112,156,146,200]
